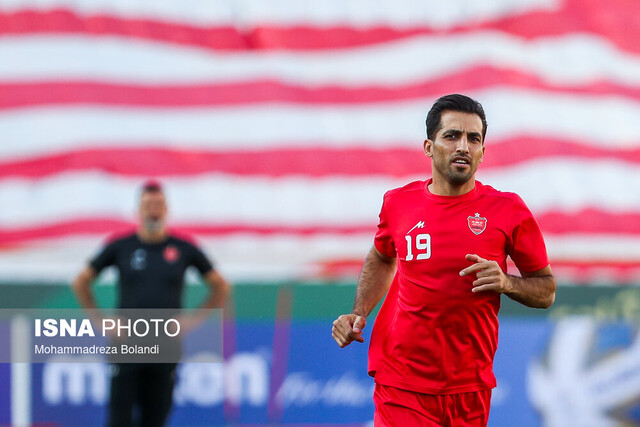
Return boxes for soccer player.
[332,94,556,426]
[72,180,230,427]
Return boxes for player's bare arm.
[332,246,396,348]
[460,254,556,308]
[72,266,98,310]
[71,266,116,331]
[202,270,231,309]
[175,270,231,333]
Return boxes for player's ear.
[424,139,433,157]
[479,144,485,163]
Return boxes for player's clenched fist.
[332,314,366,347]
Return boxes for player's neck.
[137,227,168,243]
[428,176,476,196]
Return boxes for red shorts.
[373,383,492,427]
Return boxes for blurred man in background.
[332,94,556,426]
[72,180,230,427]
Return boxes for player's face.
[425,111,485,186]
[139,191,167,232]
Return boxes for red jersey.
[369,179,549,394]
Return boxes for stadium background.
[1,0,640,425]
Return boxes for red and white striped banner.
[1,0,639,283]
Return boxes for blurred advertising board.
[1,283,640,426]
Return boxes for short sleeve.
[89,241,118,274]
[508,196,549,273]
[374,193,396,258]
[189,244,214,275]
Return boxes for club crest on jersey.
[163,245,180,263]
[468,213,487,235]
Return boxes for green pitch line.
[0,282,639,321]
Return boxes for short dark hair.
[425,94,487,141]
[141,179,163,195]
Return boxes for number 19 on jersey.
[405,233,431,261]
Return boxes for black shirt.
[90,233,213,309]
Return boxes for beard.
[143,218,164,233]
[432,156,477,186]
[444,167,474,185]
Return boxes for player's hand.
[459,254,512,294]
[332,314,366,348]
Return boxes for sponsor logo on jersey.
[130,248,147,270]
[468,213,487,235]
[163,245,180,263]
